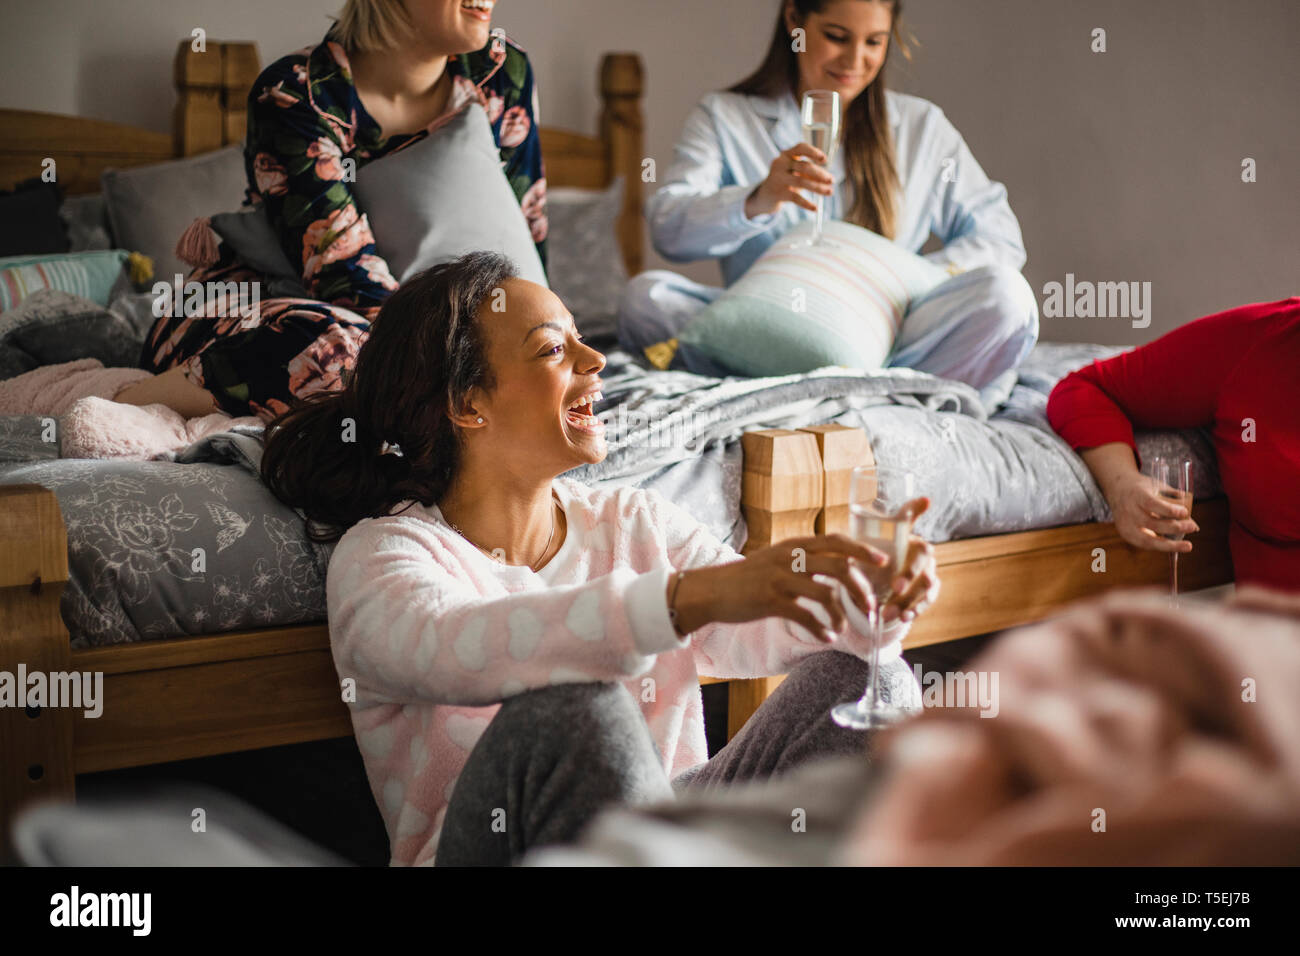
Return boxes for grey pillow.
[101,146,247,278]
[545,179,629,338]
[0,288,142,373]
[209,207,308,298]
[353,103,547,287]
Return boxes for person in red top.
[1047,297,1300,591]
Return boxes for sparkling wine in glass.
[1144,456,1194,605]
[831,465,917,730]
[800,89,840,246]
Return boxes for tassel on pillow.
[174,216,220,269]
[126,251,154,284]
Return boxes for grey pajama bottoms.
[433,650,921,866]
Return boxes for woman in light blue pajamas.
[619,0,1038,408]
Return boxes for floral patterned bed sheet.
[0,435,330,647]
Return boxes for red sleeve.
[1046,301,1288,454]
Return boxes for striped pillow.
[677,220,948,376]
[0,250,130,313]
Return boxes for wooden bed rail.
[908,496,1234,647]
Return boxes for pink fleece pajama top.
[326,477,906,865]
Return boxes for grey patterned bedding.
[0,342,1218,647]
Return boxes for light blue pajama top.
[646,89,1028,286]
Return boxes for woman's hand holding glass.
[878,499,940,625]
[667,521,937,642]
[744,143,834,219]
[1080,443,1198,553]
[671,534,884,642]
[1104,468,1198,553]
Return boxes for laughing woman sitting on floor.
[260,251,940,866]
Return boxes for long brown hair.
[261,252,517,542]
[729,0,912,238]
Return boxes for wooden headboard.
[0,39,645,274]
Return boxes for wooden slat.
[0,109,173,194]
[599,52,645,276]
[539,150,609,191]
[74,622,331,674]
[71,621,350,771]
[72,646,352,773]
[0,110,173,157]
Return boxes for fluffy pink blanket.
[0,359,262,459]
[845,587,1300,865]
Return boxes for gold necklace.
[447,493,559,572]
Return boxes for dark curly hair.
[261,251,517,542]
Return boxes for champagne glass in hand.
[832,465,918,730]
[1144,456,1194,605]
[798,89,840,246]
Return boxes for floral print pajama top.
[140,29,548,420]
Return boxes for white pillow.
[353,103,547,287]
[677,219,948,376]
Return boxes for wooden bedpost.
[740,429,824,554]
[599,53,644,277]
[0,485,74,856]
[731,429,823,734]
[798,424,875,535]
[727,426,873,737]
[174,40,261,157]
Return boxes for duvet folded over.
[0,358,260,459]
[846,587,1300,865]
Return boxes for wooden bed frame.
[0,40,1234,851]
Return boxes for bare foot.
[115,367,221,419]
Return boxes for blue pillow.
[0,250,129,313]
[675,220,948,376]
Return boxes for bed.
[0,38,1234,846]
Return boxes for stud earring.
[476,417,484,424]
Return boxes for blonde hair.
[330,0,413,53]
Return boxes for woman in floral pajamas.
[120,0,547,420]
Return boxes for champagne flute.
[1144,456,1194,605]
[831,465,917,730]
[799,89,840,247]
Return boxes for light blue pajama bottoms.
[617,263,1040,409]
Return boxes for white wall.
[4,0,1297,345]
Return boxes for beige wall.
[3,0,1296,346]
